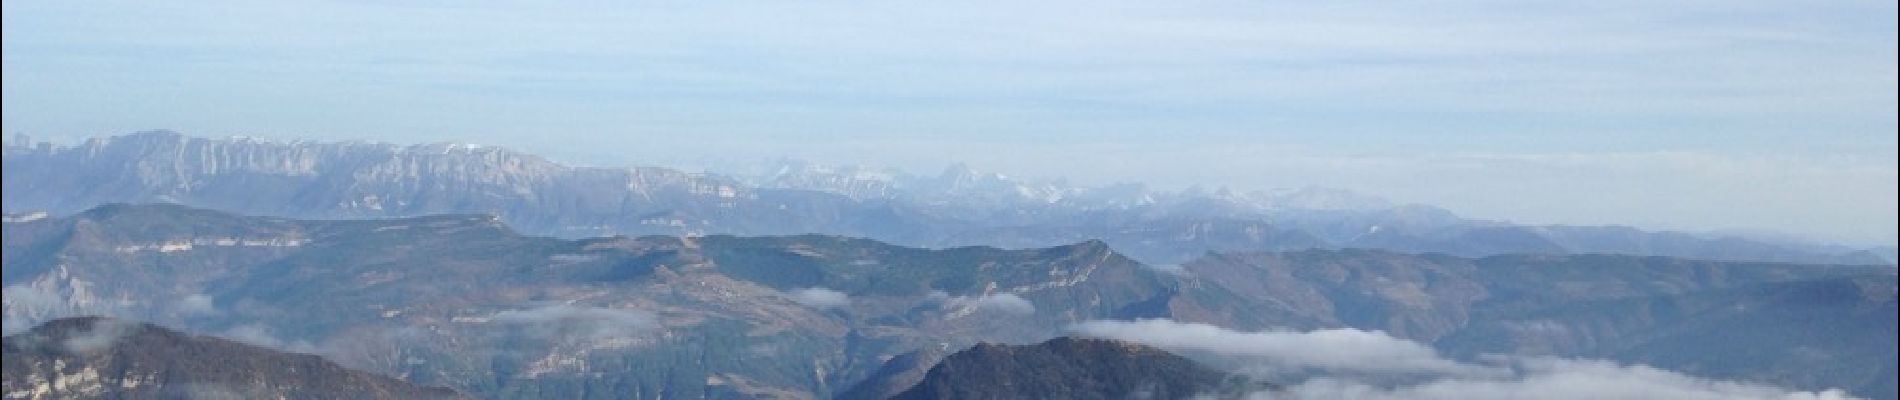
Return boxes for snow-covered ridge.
[113,237,307,253]
[733,158,1399,213]
[3,212,49,223]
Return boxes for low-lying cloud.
[1070,319,1483,376]
[2,285,64,314]
[490,304,657,341]
[4,284,95,335]
[221,323,320,354]
[2,318,28,336]
[1146,263,1192,276]
[932,291,1036,315]
[59,318,144,353]
[788,288,851,310]
[164,382,255,400]
[1072,319,1859,400]
[1277,357,1858,400]
[173,293,219,316]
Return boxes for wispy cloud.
[164,383,255,400]
[1069,319,1484,376]
[932,291,1037,315]
[787,287,851,310]
[58,318,143,353]
[172,293,219,317]
[220,322,320,354]
[489,304,658,342]
[3,284,130,335]
[1274,357,1861,400]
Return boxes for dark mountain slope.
[886,337,1266,400]
[2,316,468,400]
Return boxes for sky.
[2,1,1895,246]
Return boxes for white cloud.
[1068,147,1898,246]
[2,285,63,312]
[490,304,657,341]
[1,285,64,335]
[933,291,1037,315]
[166,383,251,400]
[173,293,219,316]
[3,284,128,335]
[1275,357,1860,400]
[220,323,319,354]
[788,287,851,310]
[1072,319,1860,400]
[59,318,143,353]
[1070,319,1485,376]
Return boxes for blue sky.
[3,1,1895,245]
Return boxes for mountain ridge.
[5,131,1889,266]
[3,204,1191,399]
[3,203,1891,399]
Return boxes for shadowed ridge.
[2,316,471,400]
[886,336,1272,400]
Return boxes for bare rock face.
[2,316,469,400]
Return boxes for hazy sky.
[3,1,1895,245]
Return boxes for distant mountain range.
[1182,250,1899,398]
[4,131,1891,266]
[3,204,1891,399]
[3,316,468,400]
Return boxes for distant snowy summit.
[738,158,1400,213]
